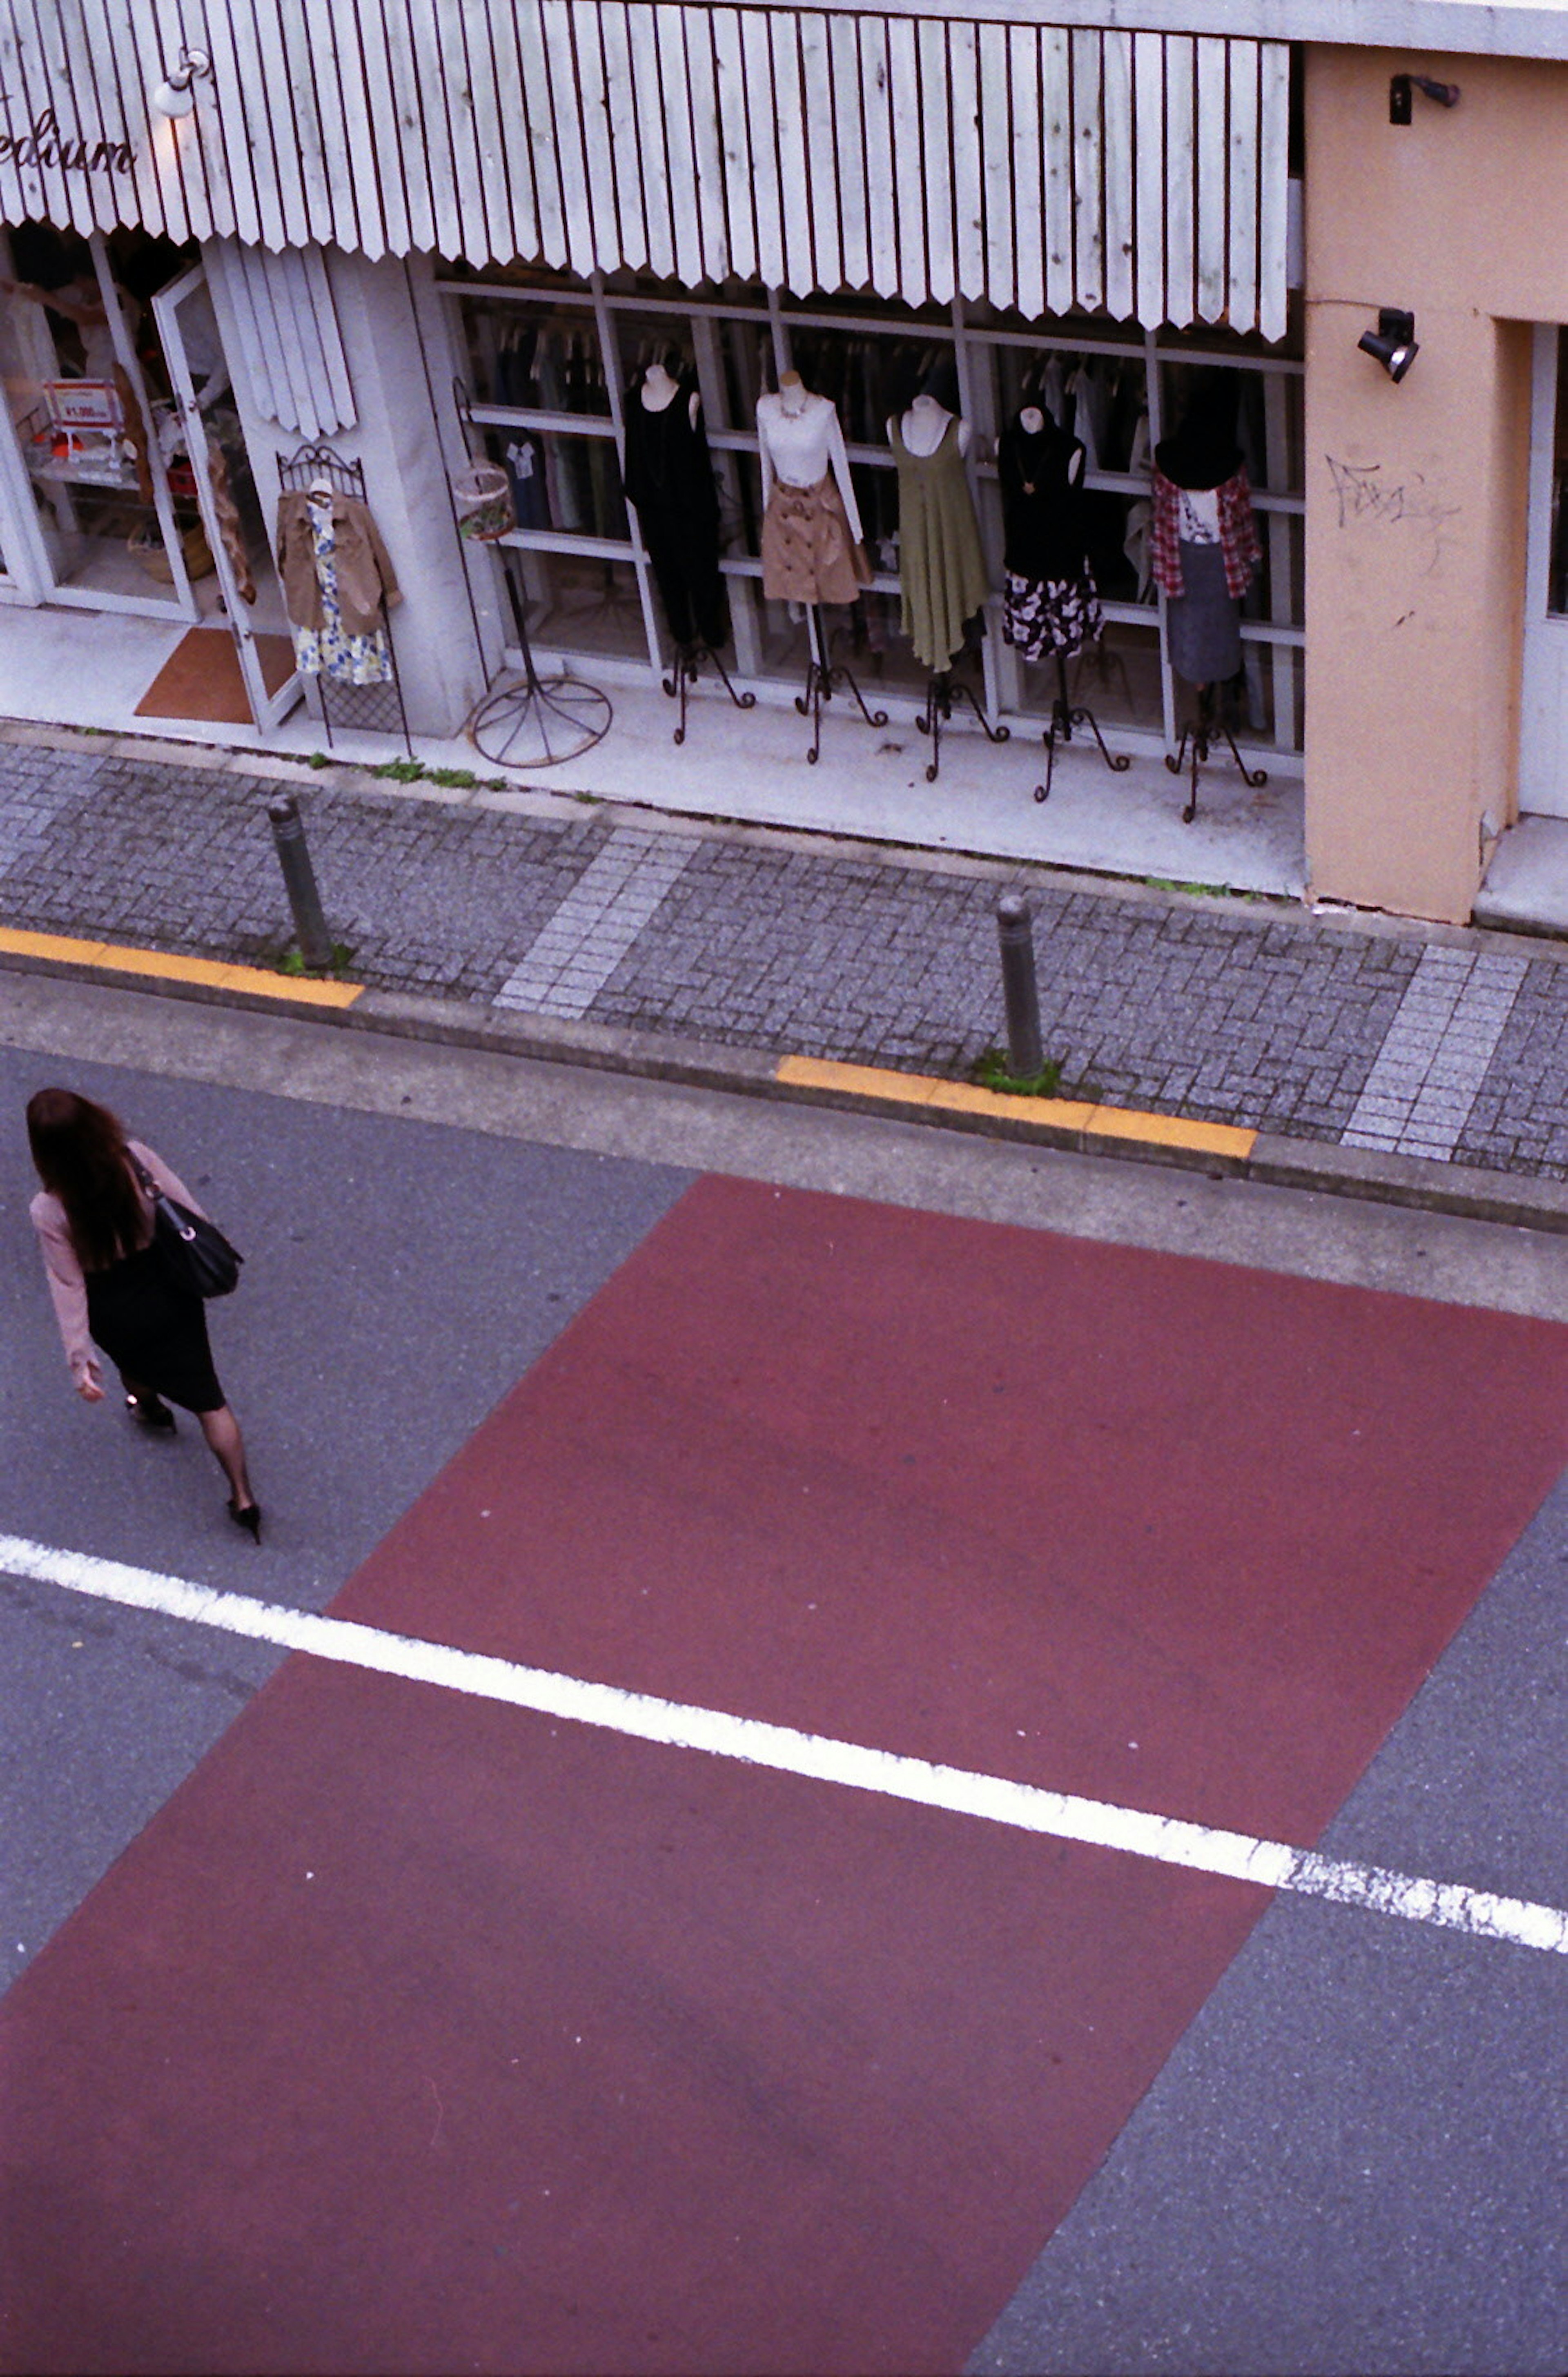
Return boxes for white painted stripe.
[1343,947,1528,1161]
[494,829,697,1021]
[4,1533,1564,1960]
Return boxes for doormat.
[134,626,295,724]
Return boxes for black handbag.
[133,1159,243,1299]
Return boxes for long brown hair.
[26,1087,148,1272]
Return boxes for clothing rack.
[276,441,412,757]
[1165,681,1268,823]
[450,381,612,771]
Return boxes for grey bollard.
[995,893,1044,1079]
[267,793,334,971]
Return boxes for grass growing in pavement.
[973,1047,1064,1098]
[275,941,356,979]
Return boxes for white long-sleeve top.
[30,1140,209,1392]
[756,390,864,545]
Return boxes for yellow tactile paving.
[775,1051,1255,1161]
[0,925,362,1009]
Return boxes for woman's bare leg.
[198,1403,256,1510]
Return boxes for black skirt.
[85,1242,224,1413]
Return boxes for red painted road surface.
[6,1178,1568,2376]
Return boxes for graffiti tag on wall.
[1325,454,1462,576]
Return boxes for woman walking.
[27,1087,261,1539]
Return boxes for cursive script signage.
[0,107,134,177]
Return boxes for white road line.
[494,828,697,1020]
[4,1532,1564,1959]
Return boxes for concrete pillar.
[1303,46,1545,924]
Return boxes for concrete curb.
[4,941,1566,1237]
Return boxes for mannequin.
[756,372,871,606]
[1151,409,1258,691]
[887,389,989,675]
[1152,401,1265,817]
[621,357,729,655]
[998,401,1102,664]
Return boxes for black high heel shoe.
[227,1500,263,1543]
[126,1391,175,1431]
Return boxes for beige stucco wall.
[1304,46,1557,921]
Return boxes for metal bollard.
[267,793,334,972]
[995,893,1044,1079]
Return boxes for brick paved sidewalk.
[2,732,1566,1182]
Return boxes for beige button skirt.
[761,474,873,605]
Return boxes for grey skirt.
[1167,539,1241,685]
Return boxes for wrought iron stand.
[468,557,614,766]
[1034,650,1129,802]
[795,604,887,765]
[1164,681,1268,823]
[663,639,755,745]
[916,666,1009,783]
[451,381,612,770]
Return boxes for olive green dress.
[892,415,991,671]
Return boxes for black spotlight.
[1358,308,1419,383]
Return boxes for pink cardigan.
[30,1140,208,1392]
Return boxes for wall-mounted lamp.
[151,48,212,119]
[1358,308,1419,383]
[1389,72,1461,124]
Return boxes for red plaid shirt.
[1150,466,1262,599]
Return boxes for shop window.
[439,260,1305,753]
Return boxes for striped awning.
[0,1,1291,337]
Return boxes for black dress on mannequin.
[621,376,730,652]
[998,412,1102,662]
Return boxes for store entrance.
[0,222,298,730]
[1519,322,1568,818]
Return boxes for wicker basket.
[452,461,515,542]
[129,519,215,582]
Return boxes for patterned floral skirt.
[1002,568,1103,663]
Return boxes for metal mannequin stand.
[451,383,612,770]
[277,442,412,758]
[1034,650,1129,802]
[468,557,614,766]
[796,604,887,765]
[663,639,755,745]
[1164,682,1267,823]
[917,666,1009,784]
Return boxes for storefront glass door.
[1520,323,1568,818]
[150,261,301,732]
[0,227,198,621]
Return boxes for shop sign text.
[0,108,134,178]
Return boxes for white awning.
[0,1,1290,337]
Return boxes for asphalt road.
[1,974,1565,2377]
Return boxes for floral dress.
[292,505,394,686]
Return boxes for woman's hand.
[76,1371,105,1403]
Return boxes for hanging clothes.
[757,389,871,606]
[890,412,990,673]
[1151,439,1261,686]
[621,374,730,651]
[276,489,398,686]
[997,412,1102,664]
